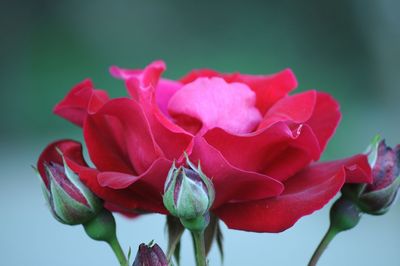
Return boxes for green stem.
[308,226,338,266]
[192,230,207,266]
[109,236,128,266]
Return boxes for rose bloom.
[50,61,371,232]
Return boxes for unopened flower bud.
[132,241,168,266]
[343,136,400,215]
[35,148,102,225]
[360,138,400,214]
[163,155,215,232]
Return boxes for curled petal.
[97,157,171,191]
[110,60,166,101]
[67,159,167,214]
[53,79,109,127]
[84,98,162,174]
[214,154,371,232]
[257,90,317,130]
[204,122,320,180]
[305,92,341,152]
[37,140,87,188]
[111,62,193,161]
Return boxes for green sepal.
[359,176,400,215]
[185,153,215,208]
[176,170,209,219]
[127,246,132,262]
[32,166,51,206]
[196,163,215,208]
[166,215,185,265]
[365,134,381,166]
[33,166,65,223]
[57,148,102,211]
[173,240,181,266]
[216,221,224,263]
[163,162,179,217]
[49,172,95,225]
[203,214,224,262]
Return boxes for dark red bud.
[132,242,168,266]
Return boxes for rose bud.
[346,137,400,215]
[163,155,215,232]
[132,242,168,266]
[35,140,129,265]
[35,146,102,225]
[341,136,400,215]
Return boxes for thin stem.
[308,226,338,266]
[109,236,129,266]
[192,230,207,266]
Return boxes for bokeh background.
[1,0,399,265]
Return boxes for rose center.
[167,77,262,135]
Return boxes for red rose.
[52,60,372,232]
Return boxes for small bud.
[163,155,215,231]
[358,138,400,214]
[341,136,400,216]
[35,148,102,225]
[132,241,168,266]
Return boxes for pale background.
[1,0,399,265]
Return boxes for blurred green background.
[1,0,399,265]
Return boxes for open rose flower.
[51,60,372,232]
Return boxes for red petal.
[204,122,320,178]
[110,61,166,101]
[155,79,182,117]
[232,69,298,114]
[257,90,317,130]
[97,172,141,189]
[179,69,221,84]
[214,154,371,232]
[53,79,109,127]
[37,140,87,188]
[111,62,193,161]
[68,161,167,214]
[190,137,283,208]
[84,98,162,175]
[143,101,194,161]
[97,157,171,190]
[96,158,172,213]
[305,92,341,152]
[264,148,314,182]
[341,154,372,183]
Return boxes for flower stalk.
[192,230,207,266]
[308,226,338,266]
[109,237,128,266]
[83,209,128,266]
[308,196,361,266]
